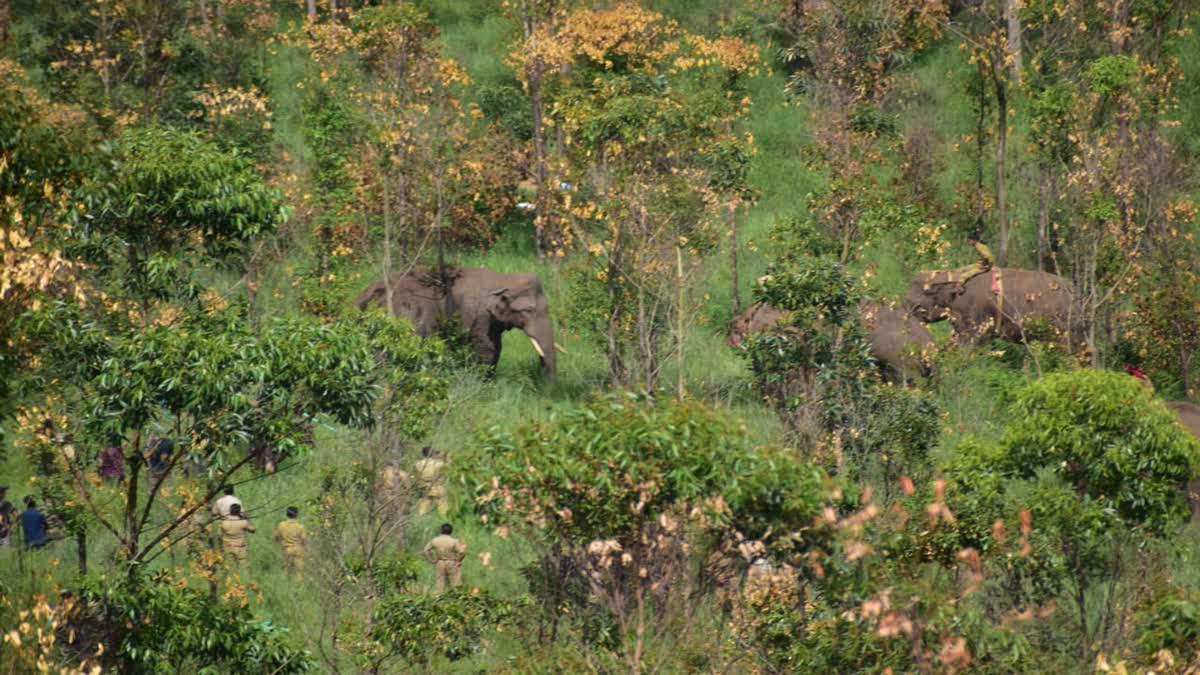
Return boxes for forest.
[3,0,1200,672]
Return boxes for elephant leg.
[470,322,503,378]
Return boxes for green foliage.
[74,126,286,301]
[743,258,876,450]
[1085,55,1140,96]
[1136,593,1200,658]
[14,300,447,563]
[368,589,519,667]
[1002,369,1200,532]
[76,572,313,674]
[469,392,825,547]
[848,385,940,487]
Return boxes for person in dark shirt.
[20,497,49,550]
[99,446,124,481]
[0,486,14,548]
[148,437,175,474]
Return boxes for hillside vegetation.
[4,0,1200,672]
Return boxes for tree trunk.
[993,72,1009,267]
[0,0,9,48]
[1004,0,1023,78]
[306,0,318,22]
[729,205,740,317]
[382,175,394,312]
[974,80,987,239]
[76,528,88,575]
[677,246,686,398]
[125,442,141,571]
[1037,165,1049,272]
[607,233,625,387]
[529,61,550,259]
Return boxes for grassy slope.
[6,4,1200,672]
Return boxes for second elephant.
[355,267,557,380]
[728,301,933,384]
[903,267,1073,346]
[1167,401,1200,520]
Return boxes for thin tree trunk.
[729,205,740,317]
[530,64,550,258]
[382,175,394,312]
[306,0,318,22]
[524,6,551,259]
[1037,165,1049,272]
[76,528,87,575]
[1004,0,1023,78]
[677,246,686,398]
[607,234,625,387]
[0,0,9,47]
[974,82,987,238]
[994,72,1009,267]
[125,436,141,572]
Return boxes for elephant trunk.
[524,315,557,381]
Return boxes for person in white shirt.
[212,485,244,519]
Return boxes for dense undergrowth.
[4,0,1200,673]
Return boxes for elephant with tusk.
[355,267,557,380]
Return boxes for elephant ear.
[487,287,511,314]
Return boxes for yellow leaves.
[435,57,471,87]
[191,83,272,131]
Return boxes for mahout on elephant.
[903,267,1073,347]
[728,300,933,384]
[355,267,557,380]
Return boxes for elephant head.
[354,282,387,311]
[903,271,961,323]
[728,303,788,347]
[486,278,557,380]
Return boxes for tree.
[1002,369,1200,531]
[466,392,829,673]
[0,59,93,437]
[73,126,286,307]
[70,571,314,673]
[13,304,447,578]
[506,0,574,259]
[536,3,758,387]
[934,369,1200,660]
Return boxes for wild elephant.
[355,267,557,380]
[1166,401,1200,520]
[728,301,933,384]
[903,268,1073,346]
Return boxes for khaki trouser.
[417,485,448,516]
[435,559,462,592]
[225,544,248,563]
[282,546,304,574]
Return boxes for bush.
[74,573,313,674]
[1002,369,1200,533]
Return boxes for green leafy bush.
[1002,369,1200,533]
[75,573,313,674]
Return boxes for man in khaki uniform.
[423,523,467,593]
[219,503,255,564]
[273,506,307,575]
[414,446,448,515]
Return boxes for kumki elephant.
[728,301,933,384]
[903,267,1073,346]
[1166,400,1200,520]
[355,267,557,380]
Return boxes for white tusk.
[554,342,567,354]
[528,336,546,358]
